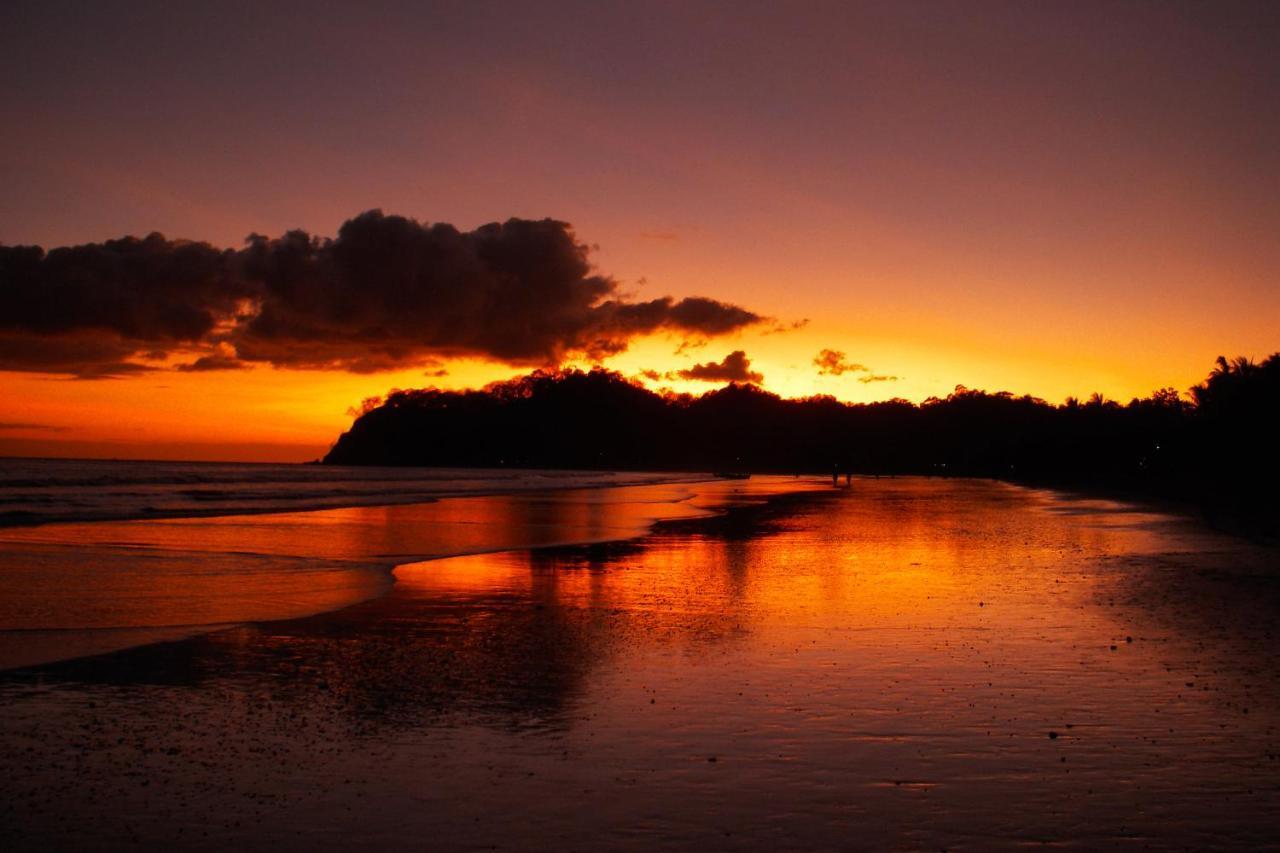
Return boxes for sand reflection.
[2,478,1278,850]
[0,479,803,669]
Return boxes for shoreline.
[8,451,1273,543]
[0,462,724,529]
[1007,473,1280,544]
[0,476,833,672]
[3,470,1264,676]
[5,481,839,684]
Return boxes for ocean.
[0,457,712,526]
[0,459,802,669]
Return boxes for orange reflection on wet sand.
[327,479,1280,848]
[1,478,1278,850]
[0,478,809,668]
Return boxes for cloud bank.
[0,211,766,377]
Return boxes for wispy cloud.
[813,349,867,376]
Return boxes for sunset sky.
[2,1,1278,461]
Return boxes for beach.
[1,475,1279,850]
[0,462,744,669]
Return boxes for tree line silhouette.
[324,354,1280,533]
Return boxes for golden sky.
[1,2,1277,461]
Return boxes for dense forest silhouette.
[325,354,1280,533]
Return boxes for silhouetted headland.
[324,354,1280,534]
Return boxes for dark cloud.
[0,422,67,432]
[0,211,765,377]
[66,362,157,380]
[859,374,900,383]
[813,349,868,376]
[596,296,761,349]
[234,212,762,371]
[0,237,238,378]
[173,341,247,372]
[0,236,246,341]
[176,354,249,372]
[675,350,763,384]
[0,330,159,379]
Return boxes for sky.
[1,0,1278,461]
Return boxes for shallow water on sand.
[2,478,1279,850]
[0,478,786,669]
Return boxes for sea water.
[0,460,807,669]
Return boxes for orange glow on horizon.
[0,316,1246,462]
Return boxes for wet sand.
[0,478,789,669]
[2,477,1279,850]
